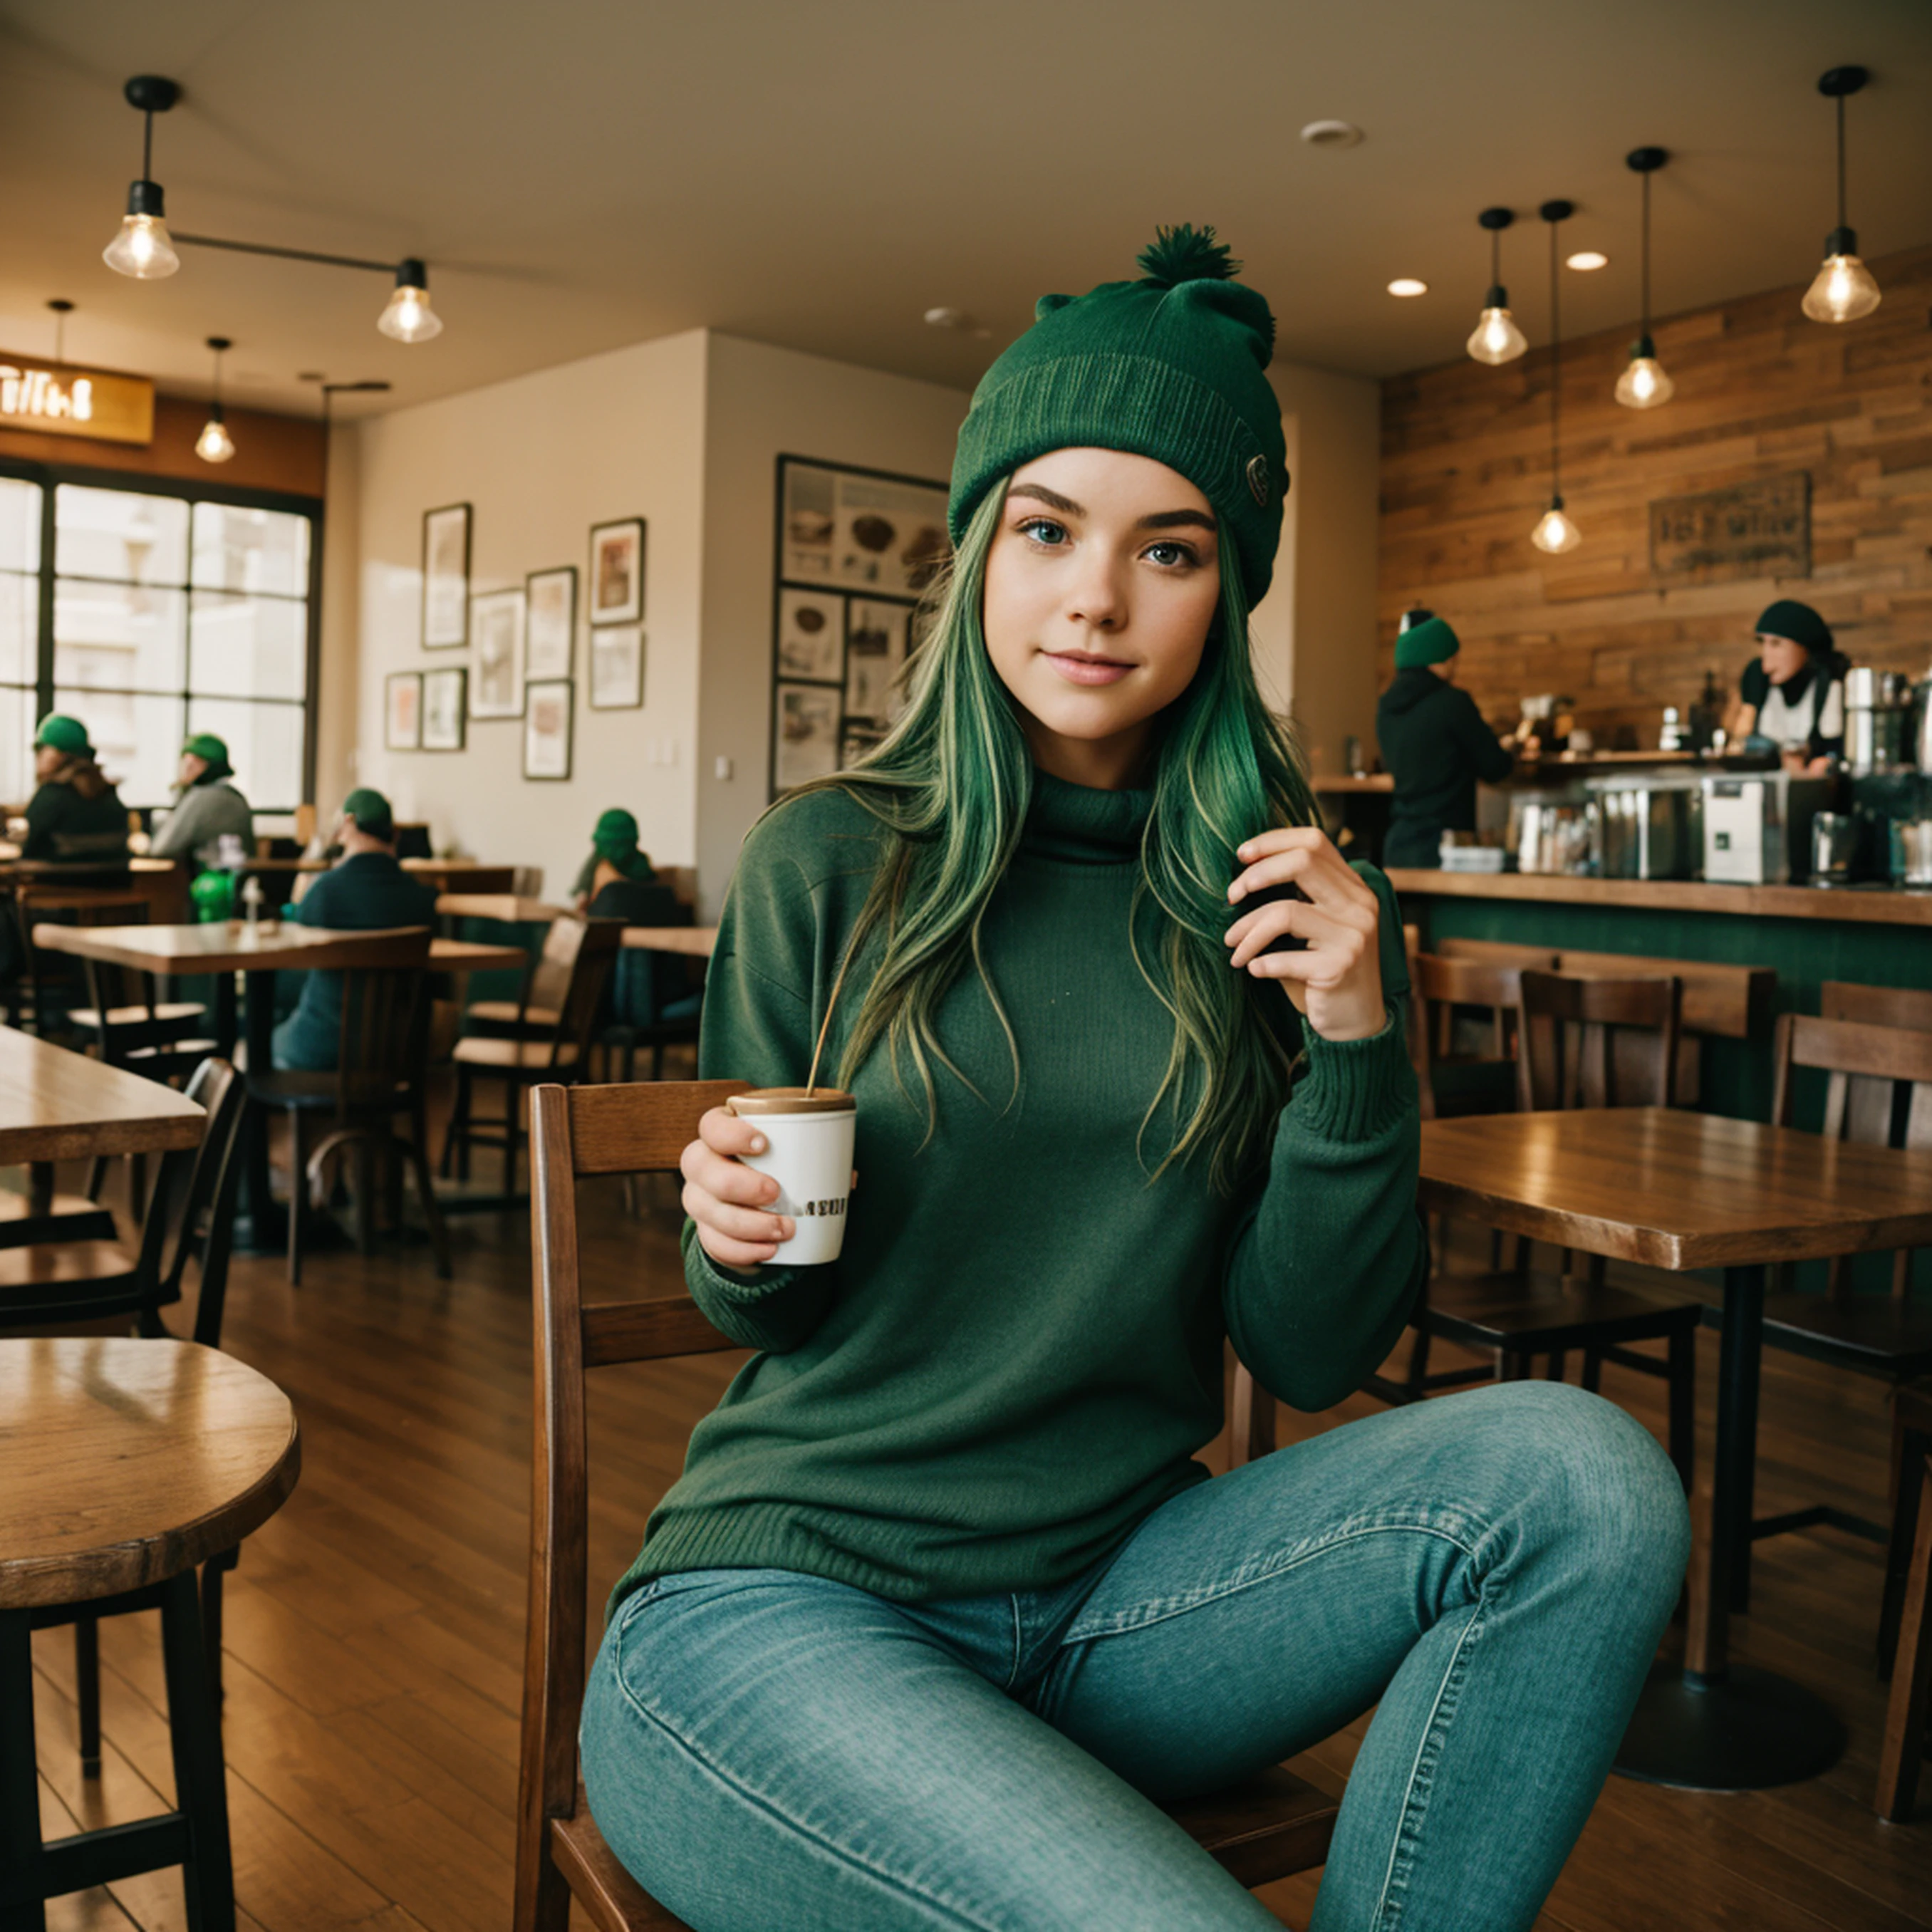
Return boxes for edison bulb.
[1614,350,1674,410]
[195,411,235,464]
[1802,251,1881,324]
[103,212,180,279]
[1467,305,1528,365]
[1531,502,1582,554]
[378,284,442,343]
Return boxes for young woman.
[571,805,658,913]
[149,731,253,868]
[1723,598,1847,774]
[20,713,130,864]
[581,229,1689,1932]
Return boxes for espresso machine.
[1700,772,1836,884]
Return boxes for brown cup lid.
[725,1086,856,1116]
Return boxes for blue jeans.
[581,1382,1688,1931]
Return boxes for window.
[0,467,318,813]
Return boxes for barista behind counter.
[1375,613,1515,869]
[1723,598,1846,775]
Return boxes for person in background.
[149,732,254,868]
[271,787,436,1071]
[1375,612,1515,868]
[572,806,658,913]
[20,714,130,864]
[1723,598,1846,774]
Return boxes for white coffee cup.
[724,1087,857,1265]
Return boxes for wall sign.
[1649,472,1810,583]
[0,355,155,445]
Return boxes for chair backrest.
[593,882,692,1025]
[1818,982,1932,1147]
[148,1056,250,1344]
[548,918,623,1068]
[1771,1012,1932,1151]
[525,915,584,1020]
[1517,969,1682,1111]
[519,1079,750,1931]
[331,928,435,1110]
[1411,952,1537,1122]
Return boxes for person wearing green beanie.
[21,712,130,865]
[581,228,1686,1932]
[270,786,435,1070]
[149,731,254,868]
[1376,609,1515,869]
[571,805,657,912]
[1724,597,1846,772]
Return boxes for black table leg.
[211,971,238,1063]
[1614,1261,1845,1790]
[0,1609,48,1931]
[159,1569,236,1932]
[234,967,285,1253]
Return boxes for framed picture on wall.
[524,566,576,680]
[524,679,574,780]
[588,517,646,625]
[422,667,467,751]
[469,588,526,718]
[777,587,844,682]
[422,503,471,648]
[588,623,644,710]
[773,682,841,791]
[385,671,422,750]
[844,599,908,727]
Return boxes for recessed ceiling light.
[1299,119,1364,148]
[1388,278,1428,298]
[1567,251,1609,271]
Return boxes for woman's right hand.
[681,1106,793,1270]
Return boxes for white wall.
[1262,363,1383,774]
[351,329,709,898]
[694,335,969,918]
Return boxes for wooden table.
[0,1024,204,1168]
[30,924,522,1252]
[620,925,717,958]
[1,1336,298,1927]
[1421,1106,1932,1792]
[435,892,571,924]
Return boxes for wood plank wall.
[1378,243,1932,746]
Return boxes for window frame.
[0,454,325,809]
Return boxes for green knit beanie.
[341,786,395,841]
[592,807,640,860]
[34,712,91,756]
[183,732,229,765]
[1394,616,1460,670]
[949,225,1289,605]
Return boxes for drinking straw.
[804,933,858,1099]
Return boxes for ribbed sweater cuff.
[684,1222,798,1302]
[1294,1008,1416,1143]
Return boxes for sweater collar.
[1022,767,1151,864]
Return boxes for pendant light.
[1802,66,1881,324]
[47,299,73,363]
[195,337,236,464]
[1531,200,1581,555]
[1466,207,1528,365]
[1614,148,1674,410]
[378,259,442,343]
[102,76,182,279]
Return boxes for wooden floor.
[27,1108,1932,1932]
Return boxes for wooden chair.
[1396,972,1701,1490]
[445,917,620,1195]
[1879,1378,1932,1820]
[243,929,449,1284]
[0,1055,251,1780]
[4,878,148,1039]
[1408,950,1549,1123]
[464,909,581,1036]
[517,1081,1341,1932]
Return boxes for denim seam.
[1058,1516,1490,1645]
[605,1643,1008,1932]
[1370,1589,1493,1930]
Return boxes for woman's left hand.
[1225,828,1386,1042]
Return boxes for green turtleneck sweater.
[611,772,1424,1612]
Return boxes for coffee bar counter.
[1385,868,1932,928]
[1389,866,1930,1121]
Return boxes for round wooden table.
[0,1337,301,1932]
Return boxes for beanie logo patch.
[1245,454,1270,508]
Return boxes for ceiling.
[1,0,1928,422]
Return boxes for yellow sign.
[0,356,155,446]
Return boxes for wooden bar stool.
[0,1337,300,1932]
[517,1081,1341,1932]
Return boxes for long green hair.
[786,479,1319,1195]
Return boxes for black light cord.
[1640,170,1651,333]
[1548,214,1562,494]
[1836,93,1847,233]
